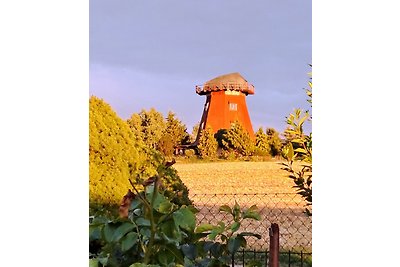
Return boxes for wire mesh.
[191,193,312,252]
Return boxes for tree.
[138,108,166,149]
[220,121,255,157]
[164,111,190,147]
[157,132,175,157]
[254,127,270,156]
[281,72,312,216]
[126,113,145,145]
[191,123,200,143]
[197,126,218,159]
[266,128,282,157]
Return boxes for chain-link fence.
[191,193,312,252]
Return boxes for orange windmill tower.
[194,72,255,144]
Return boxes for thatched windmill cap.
[196,72,255,95]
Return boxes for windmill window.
[229,103,237,111]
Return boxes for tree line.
[126,108,283,160]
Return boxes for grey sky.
[90,0,312,134]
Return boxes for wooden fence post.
[268,223,279,267]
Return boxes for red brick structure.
[195,72,255,141]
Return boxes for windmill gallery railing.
[190,193,312,266]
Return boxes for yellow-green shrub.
[89,96,191,210]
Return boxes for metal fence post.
[268,223,279,267]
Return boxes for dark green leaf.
[238,232,262,239]
[103,222,118,243]
[228,236,246,254]
[112,222,135,242]
[136,218,151,226]
[173,207,196,232]
[121,232,138,252]
[181,244,197,260]
[165,244,184,264]
[160,220,181,243]
[89,225,102,241]
[157,249,175,266]
[129,199,142,211]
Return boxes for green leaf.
[97,256,109,266]
[112,222,135,242]
[89,224,102,241]
[238,232,262,239]
[157,249,175,266]
[173,207,196,232]
[230,221,240,232]
[121,232,138,252]
[195,223,215,233]
[233,201,241,220]
[228,236,246,254]
[181,244,197,260]
[140,228,151,239]
[129,199,142,211]
[136,218,151,226]
[165,244,184,264]
[208,222,225,240]
[158,200,173,214]
[219,205,232,214]
[242,205,261,221]
[103,222,118,243]
[89,259,98,267]
[160,220,182,243]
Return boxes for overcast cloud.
[90,0,312,133]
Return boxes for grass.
[174,160,300,196]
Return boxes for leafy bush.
[218,121,255,157]
[89,96,191,211]
[254,127,270,156]
[90,167,262,267]
[197,126,218,159]
[281,73,312,216]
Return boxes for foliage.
[254,127,270,156]
[188,202,262,267]
[89,96,191,209]
[197,126,218,159]
[127,113,145,145]
[157,133,175,157]
[89,96,152,206]
[266,128,282,157]
[219,121,255,157]
[129,110,190,157]
[281,74,312,216]
[138,108,167,150]
[164,111,190,147]
[190,123,200,143]
[90,163,196,267]
[90,168,261,267]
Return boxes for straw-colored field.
[174,161,299,196]
[174,161,312,251]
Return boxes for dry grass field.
[174,160,300,196]
[174,161,312,251]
